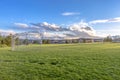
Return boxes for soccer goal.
[11,31,43,51]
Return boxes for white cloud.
[31,21,96,38]
[96,29,120,36]
[43,32,66,38]
[30,25,40,29]
[89,17,120,24]
[42,22,60,29]
[89,20,108,24]
[14,21,98,39]
[14,23,41,30]
[62,12,80,16]
[0,29,15,35]
[69,21,96,36]
[88,17,120,36]
[14,22,61,31]
[31,22,68,31]
[109,17,120,22]
[14,23,29,28]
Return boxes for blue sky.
[0,0,120,36]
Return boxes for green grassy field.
[0,43,120,80]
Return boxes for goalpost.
[11,34,15,51]
[11,31,43,51]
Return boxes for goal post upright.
[11,34,15,51]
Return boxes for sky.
[0,0,120,37]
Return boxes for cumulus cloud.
[14,21,97,39]
[30,21,96,38]
[14,23,29,28]
[61,12,80,16]
[40,21,96,39]
[42,22,60,29]
[89,17,120,24]
[69,21,96,36]
[14,22,65,31]
[31,22,69,31]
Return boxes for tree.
[33,40,40,44]
[15,37,19,45]
[23,39,29,45]
[0,34,2,45]
[0,36,2,47]
[104,35,112,42]
[4,34,12,46]
[42,39,50,44]
[0,34,12,47]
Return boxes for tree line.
[0,34,113,47]
[0,34,19,47]
[0,34,12,47]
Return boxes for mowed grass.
[0,43,120,80]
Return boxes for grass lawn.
[0,43,120,80]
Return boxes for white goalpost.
[11,31,43,51]
[11,34,15,51]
